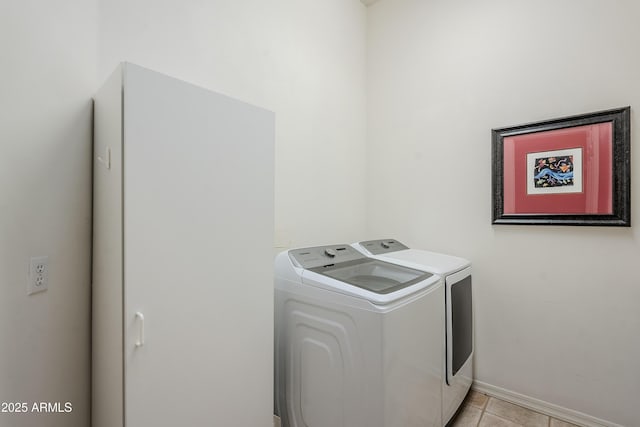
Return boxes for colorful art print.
[526,148,583,195]
[535,156,573,187]
[491,107,631,226]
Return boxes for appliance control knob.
[324,248,336,258]
[381,241,390,249]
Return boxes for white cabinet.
[92,63,274,427]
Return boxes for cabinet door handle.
[135,312,145,347]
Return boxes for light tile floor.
[450,390,581,427]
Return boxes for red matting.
[503,122,612,214]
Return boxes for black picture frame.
[492,106,631,226]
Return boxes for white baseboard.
[472,380,623,427]
[273,414,281,427]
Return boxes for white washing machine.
[274,244,444,427]
[352,239,473,426]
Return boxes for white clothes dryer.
[352,239,473,426]
[274,244,444,427]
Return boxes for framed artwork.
[492,107,631,226]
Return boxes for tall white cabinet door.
[92,65,124,427]
[122,64,274,426]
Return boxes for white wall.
[367,1,640,426]
[0,0,97,426]
[97,0,368,250]
[8,1,637,425]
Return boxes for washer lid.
[288,244,436,298]
[310,258,433,295]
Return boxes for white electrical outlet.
[28,256,49,295]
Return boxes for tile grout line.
[476,395,490,427]
[479,396,491,427]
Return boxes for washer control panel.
[358,239,409,255]
[289,244,365,269]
